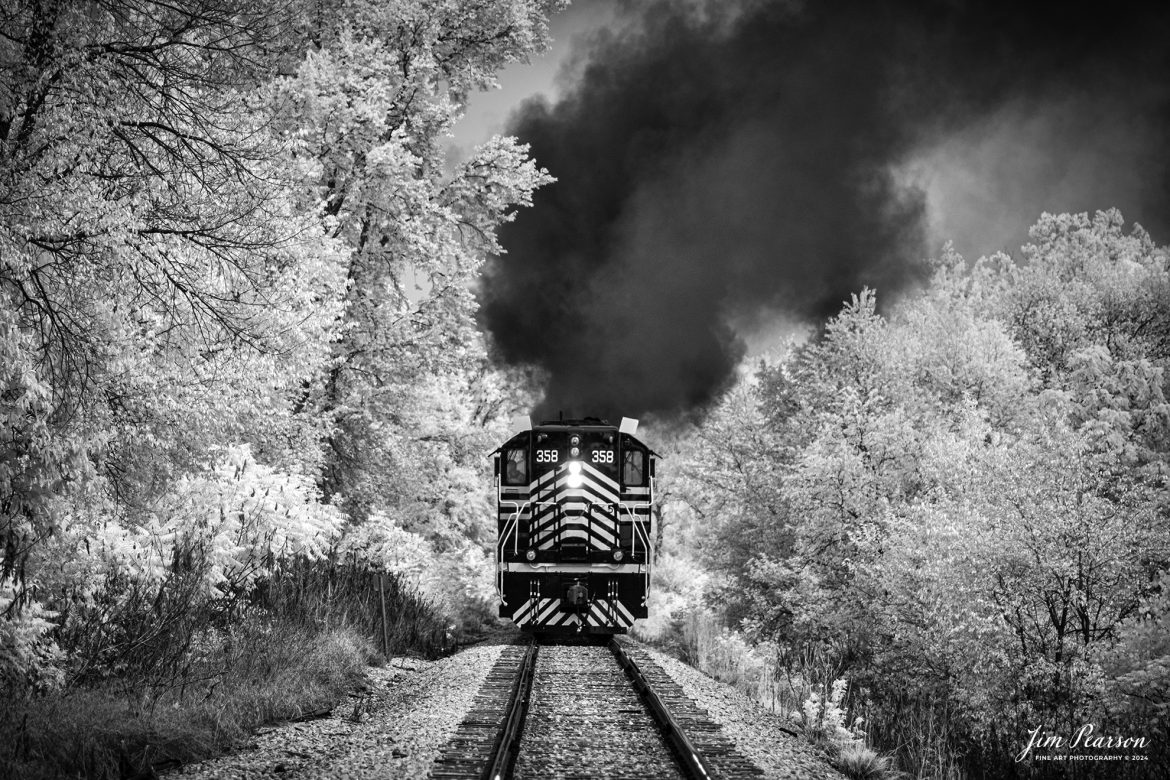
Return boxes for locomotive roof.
[535,416,612,428]
[493,420,659,456]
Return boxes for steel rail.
[609,638,716,780]
[482,638,539,780]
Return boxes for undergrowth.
[0,558,450,779]
[638,608,910,780]
[2,623,367,779]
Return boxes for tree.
[266,1,558,521]
[1,0,561,686]
[670,213,1170,774]
[2,0,342,659]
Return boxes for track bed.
[430,636,764,780]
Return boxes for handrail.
[495,501,528,604]
[618,503,655,604]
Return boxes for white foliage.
[340,511,437,586]
[156,445,346,597]
[0,586,64,691]
[0,0,559,687]
[802,677,854,744]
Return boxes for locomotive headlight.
[566,461,584,488]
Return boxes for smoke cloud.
[478,0,1170,420]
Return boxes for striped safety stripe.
[528,463,621,550]
[508,598,635,629]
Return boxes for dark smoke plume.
[478,0,1170,420]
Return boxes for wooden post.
[378,574,389,660]
[326,569,332,631]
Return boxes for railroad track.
[430,637,764,780]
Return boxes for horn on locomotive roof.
[619,417,638,435]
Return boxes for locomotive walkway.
[430,636,764,780]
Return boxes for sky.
[455,0,1170,421]
[452,2,619,156]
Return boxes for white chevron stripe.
[530,513,618,533]
[531,494,619,517]
[606,599,626,627]
[534,469,558,490]
[535,598,561,623]
[532,510,619,529]
[529,511,618,535]
[529,526,618,546]
[581,461,619,492]
[569,471,619,503]
[545,611,572,626]
[613,599,636,627]
[529,529,618,551]
[532,471,619,505]
[511,596,639,630]
[528,522,616,541]
[531,509,618,532]
[512,598,533,625]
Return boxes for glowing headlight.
[566,461,584,488]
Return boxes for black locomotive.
[493,416,657,634]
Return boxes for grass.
[836,743,904,780]
[637,608,805,719]
[640,607,908,780]
[3,546,457,779]
[0,620,372,780]
[0,559,455,779]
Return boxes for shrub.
[0,553,450,779]
[0,619,371,780]
[836,743,903,780]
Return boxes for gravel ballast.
[171,633,845,780]
[169,641,508,780]
[634,642,847,780]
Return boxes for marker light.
[526,550,536,561]
[613,549,624,561]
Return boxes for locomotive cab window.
[503,447,528,485]
[622,449,645,486]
